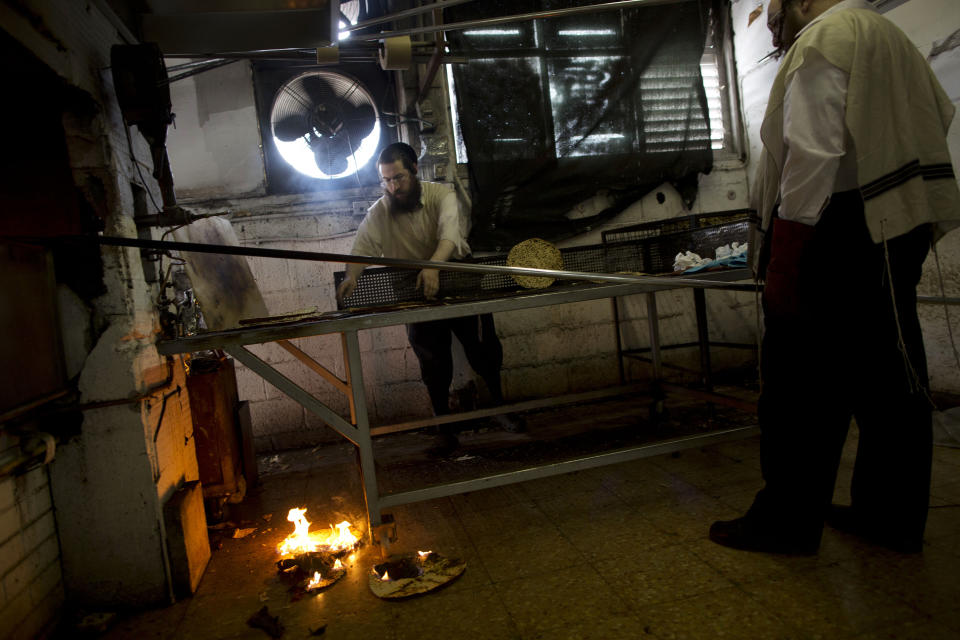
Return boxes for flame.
[417,550,432,560]
[331,521,360,551]
[277,508,316,556]
[307,571,322,590]
[276,509,360,557]
[333,559,343,570]
[381,571,390,581]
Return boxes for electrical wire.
[156,225,188,316]
[880,222,934,407]
[380,109,434,129]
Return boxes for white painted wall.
[730,0,960,394]
[166,59,265,199]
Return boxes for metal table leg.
[612,297,625,385]
[693,288,713,390]
[645,292,662,381]
[645,292,666,416]
[342,330,387,548]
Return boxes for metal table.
[157,268,758,546]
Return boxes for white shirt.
[779,0,873,226]
[351,181,471,261]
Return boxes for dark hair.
[377,142,418,172]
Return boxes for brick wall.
[0,446,64,640]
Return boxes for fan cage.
[269,70,380,179]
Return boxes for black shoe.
[826,505,923,553]
[427,433,460,459]
[709,517,820,555]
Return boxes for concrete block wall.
[212,159,758,453]
[0,458,64,640]
[170,35,760,453]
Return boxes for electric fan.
[270,71,378,177]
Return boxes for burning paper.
[276,508,360,557]
[274,508,357,597]
[369,552,467,599]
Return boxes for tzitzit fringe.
[880,220,933,407]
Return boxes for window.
[442,0,728,249]
[446,2,742,164]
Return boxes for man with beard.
[337,142,516,454]
[709,0,960,555]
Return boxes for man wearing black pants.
[407,314,504,419]
[712,0,960,555]
[723,193,933,553]
[338,142,512,454]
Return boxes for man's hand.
[417,268,440,299]
[763,217,816,320]
[337,276,358,303]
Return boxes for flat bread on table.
[506,238,563,289]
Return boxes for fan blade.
[312,99,347,137]
[300,74,336,106]
[312,136,350,175]
[273,114,311,142]
[343,103,376,143]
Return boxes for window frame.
[445,2,746,167]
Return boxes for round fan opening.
[270,70,381,180]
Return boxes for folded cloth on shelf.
[674,251,709,271]
[683,242,749,273]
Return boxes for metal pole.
[164,58,239,84]
[343,330,384,544]
[51,234,752,290]
[352,0,685,42]
[343,0,478,33]
[645,293,662,382]
[693,288,713,389]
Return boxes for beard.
[385,176,422,214]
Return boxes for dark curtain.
[445,0,717,251]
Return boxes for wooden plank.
[340,333,357,425]
[277,339,349,394]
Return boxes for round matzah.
[507,238,563,289]
[368,553,466,599]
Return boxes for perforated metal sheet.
[335,212,749,310]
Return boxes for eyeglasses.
[379,173,409,188]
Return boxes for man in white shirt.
[338,143,511,454]
[711,0,960,554]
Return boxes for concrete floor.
[96,398,960,640]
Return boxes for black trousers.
[751,191,932,544]
[406,313,504,415]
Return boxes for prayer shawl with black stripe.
[749,3,960,276]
